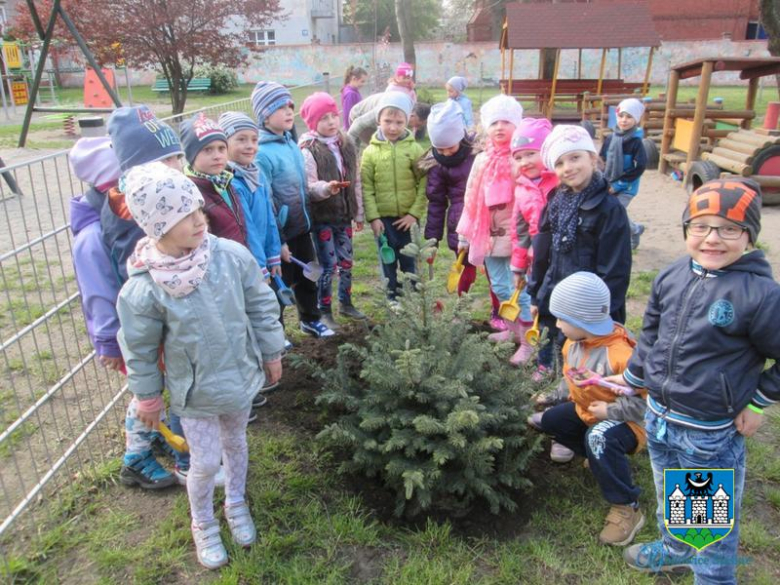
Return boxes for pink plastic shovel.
[565,367,635,396]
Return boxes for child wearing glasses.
[610,179,780,582]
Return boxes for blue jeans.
[645,410,745,585]
[379,218,416,299]
[483,256,532,323]
[541,402,640,505]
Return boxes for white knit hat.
[480,94,523,129]
[124,162,204,239]
[617,98,645,123]
[549,271,613,336]
[428,100,466,148]
[541,125,597,170]
[376,92,414,122]
[69,137,121,187]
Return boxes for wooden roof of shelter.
[501,1,660,50]
[672,57,780,80]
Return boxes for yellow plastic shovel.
[498,282,526,321]
[526,314,541,346]
[446,250,466,294]
[158,421,189,453]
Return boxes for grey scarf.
[604,129,634,182]
[230,161,260,193]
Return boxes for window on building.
[249,29,276,46]
[746,21,767,41]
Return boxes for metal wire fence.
[0,78,331,577]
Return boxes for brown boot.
[599,504,645,546]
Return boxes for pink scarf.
[457,140,515,265]
[129,235,211,298]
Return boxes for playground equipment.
[499,1,658,122]
[658,57,780,203]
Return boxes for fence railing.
[0,80,333,576]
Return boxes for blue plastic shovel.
[272,274,295,306]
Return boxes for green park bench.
[151,77,212,93]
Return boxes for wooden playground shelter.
[658,56,780,202]
[499,1,659,121]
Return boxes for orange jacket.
[561,324,647,450]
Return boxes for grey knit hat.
[549,272,614,336]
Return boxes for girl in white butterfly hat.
[117,161,285,569]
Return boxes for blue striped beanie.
[218,111,258,138]
[251,81,293,125]
[549,271,614,336]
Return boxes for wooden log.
[745,175,780,188]
[753,128,780,136]
[716,138,760,155]
[668,109,756,119]
[711,147,754,164]
[701,152,751,176]
[705,130,735,139]
[727,132,777,147]
[736,129,780,144]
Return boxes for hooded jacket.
[117,236,285,418]
[418,140,476,251]
[230,163,282,277]
[361,130,427,222]
[101,187,145,285]
[528,174,632,322]
[341,85,362,130]
[70,189,121,358]
[559,324,646,450]
[256,128,312,241]
[510,170,558,273]
[623,252,780,429]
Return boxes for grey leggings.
[180,408,250,526]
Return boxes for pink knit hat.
[300,92,339,131]
[395,62,414,78]
[511,118,553,154]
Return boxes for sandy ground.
[627,170,780,275]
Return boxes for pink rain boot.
[508,321,534,366]
[488,320,515,342]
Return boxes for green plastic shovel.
[378,234,396,264]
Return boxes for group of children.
[68,67,780,581]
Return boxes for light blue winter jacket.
[256,128,312,242]
[117,235,285,418]
[230,162,282,278]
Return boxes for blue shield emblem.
[664,468,735,551]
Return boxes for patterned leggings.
[180,408,250,525]
[312,223,354,309]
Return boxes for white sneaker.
[175,464,226,488]
[550,442,575,463]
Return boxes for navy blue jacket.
[528,173,632,322]
[100,187,145,285]
[624,253,780,429]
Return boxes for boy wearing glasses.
[610,179,780,581]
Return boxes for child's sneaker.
[120,452,177,490]
[531,365,551,384]
[624,539,693,573]
[526,412,544,431]
[340,303,367,320]
[550,442,575,463]
[283,339,293,353]
[300,320,336,338]
[631,224,645,250]
[224,502,257,547]
[192,519,228,569]
[175,464,226,488]
[599,504,645,546]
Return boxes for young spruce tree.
[314,226,542,517]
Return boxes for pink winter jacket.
[457,152,516,259]
[510,170,558,273]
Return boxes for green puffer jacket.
[361,130,427,222]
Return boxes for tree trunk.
[759,0,780,99]
[394,0,416,73]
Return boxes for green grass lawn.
[2,229,779,584]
